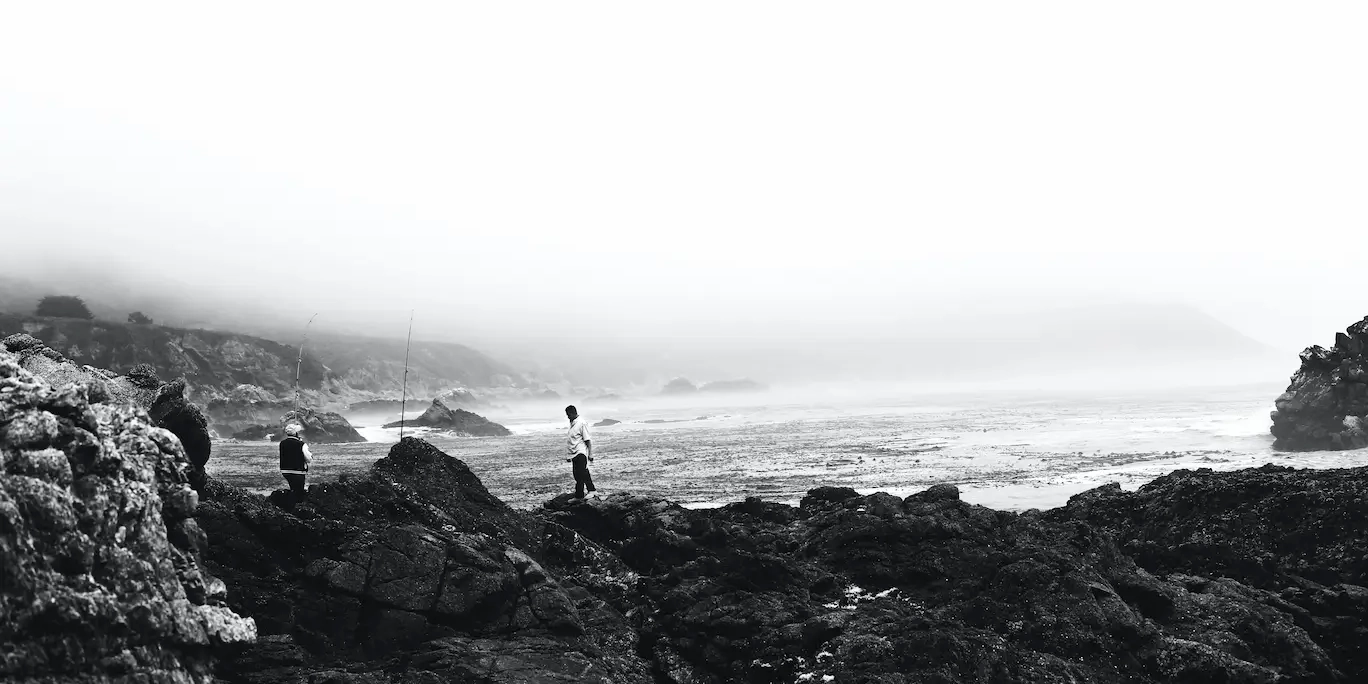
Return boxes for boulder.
[280,407,366,443]
[1272,316,1368,450]
[0,347,255,682]
[592,418,621,427]
[383,398,511,436]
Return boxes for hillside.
[0,313,528,433]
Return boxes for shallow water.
[209,381,1359,512]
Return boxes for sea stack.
[1271,315,1368,451]
[383,397,511,436]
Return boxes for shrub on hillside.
[35,295,94,320]
[128,311,153,325]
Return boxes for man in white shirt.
[564,405,597,499]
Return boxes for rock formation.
[1271,316,1368,450]
[539,476,1359,682]
[593,418,621,427]
[197,437,650,682]
[3,332,214,484]
[231,423,275,441]
[279,407,366,443]
[383,398,511,436]
[660,377,697,395]
[0,347,254,682]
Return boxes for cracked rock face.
[0,348,255,683]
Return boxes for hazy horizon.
[3,3,1365,389]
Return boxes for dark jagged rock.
[232,423,275,441]
[536,477,1360,683]
[1063,464,1368,679]
[197,437,652,682]
[382,398,511,436]
[1271,316,1368,450]
[0,348,254,682]
[592,418,620,427]
[281,406,366,443]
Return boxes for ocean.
[209,380,1367,512]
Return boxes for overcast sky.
[2,2,1366,364]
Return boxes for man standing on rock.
[565,405,597,499]
[279,423,312,503]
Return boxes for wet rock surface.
[382,397,511,436]
[1271,316,1368,450]
[0,347,254,683]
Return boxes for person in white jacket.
[564,405,597,499]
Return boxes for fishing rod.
[293,313,319,412]
[399,310,414,440]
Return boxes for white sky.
[2,2,1366,363]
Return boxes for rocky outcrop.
[197,437,651,683]
[231,424,275,441]
[382,398,511,436]
[593,418,620,427]
[1271,316,1368,450]
[660,377,697,395]
[4,332,214,483]
[280,407,366,443]
[0,347,255,682]
[538,476,1367,682]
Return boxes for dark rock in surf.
[232,423,274,441]
[280,406,366,443]
[382,398,511,437]
[593,418,621,427]
[1271,316,1368,450]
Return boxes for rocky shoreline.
[9,342,1368,682]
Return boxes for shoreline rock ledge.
[1272,315,1368,450]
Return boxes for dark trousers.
[283,473,308,502]
[572,454,595,497]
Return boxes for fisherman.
[279,423,312,503]
[564,405,597,499]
